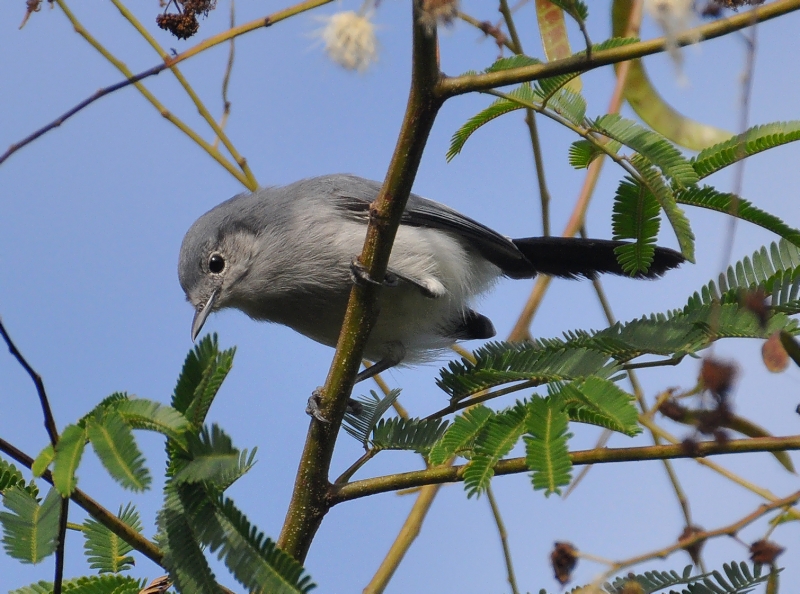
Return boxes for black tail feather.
[509,237,684,280]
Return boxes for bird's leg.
[304,388,374,422]
[350,257,399,288]
[305,388,330,423]
[354,342,406,384]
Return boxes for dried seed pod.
[550,541,578,585]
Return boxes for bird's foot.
[306,388,330,423]
[350,257,384,288]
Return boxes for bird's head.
[178,201,260,341]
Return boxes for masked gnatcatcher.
[179,174,683,382]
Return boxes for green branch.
[437,0,800,97]
[331,435,800,503]
[0,436,164,566]
[276,1,444,563]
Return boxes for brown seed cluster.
[660,357,740,453]
[156,0,217,40]
[749,539,785,564]
[550,541,577,585]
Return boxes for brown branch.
[276,1,443,563]
[0,0,332,168]
[0,319,59,445]
[0,436,164,565]
[362,483,443,594]
[595,488,800,584]
[436,0,800,98]
[0,64,165,168]
[0,318,69,593]
[331,435,800,503]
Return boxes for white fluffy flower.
[317,11,378,72]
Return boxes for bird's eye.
[208,253,225,274]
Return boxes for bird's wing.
[327,175,532,277]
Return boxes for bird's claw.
[306,389,330,423]
[350,258,383,288]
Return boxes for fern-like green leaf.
[568,138,622,169]
[611,177,660,275]
[173,424,256,491]
[629,155,695,262]
[447,83,541,161]
[463,403,528,498]
[524,397,572,496]
[198,496,316,594]
[548,0,588,21]
[0,486,60,564]
[602,561,768,594]
[30,445,54,479]
[185,347,235,429]
[10,575,145,594]
[82,503,141,573]
[427,405,494,465]
[113,398,190,448]
[557,378,640,436]
[675,185,800,248]
[692,121,800,179]
[371,417,449,455]
[438,342,616,401]
[87,412,151,492]
[484,55,541,72]
[158,484,220,594]
[685,240,800,314]
[594,114,699,188]
[53,423,87,496]
[343,389,400,447]
[172,334,235,429]
[0,459,38,499]
[544,87,587,126]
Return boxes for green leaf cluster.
[155,335,314,594]
[10,575,145,594]
[427,378,639,498]
[82,504,141,574]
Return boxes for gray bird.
[179,174,683,381]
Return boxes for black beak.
[191,289,218,341]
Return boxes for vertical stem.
[277,1,443,561]
[486,485,520,594]
[499,0,551,236]
[362,483,443,594]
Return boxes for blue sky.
[1,1,799,592]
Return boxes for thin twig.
[641,419,800,521]
[0,319,59,445]
[0,436,165,565]
[0,64,165,167]
[579,222,695,527]
[0,318,69,593]
[214,0,237,151]
[457,12,515,53]
[1,0,333,169]
[362,482,443,594]
[593,489,800,585]
[53,498,69,594]
[499,0,552,236]
[53,0,250,187]
[425,380,538,420]
[486,485,520,594]
[108,0,257,188]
